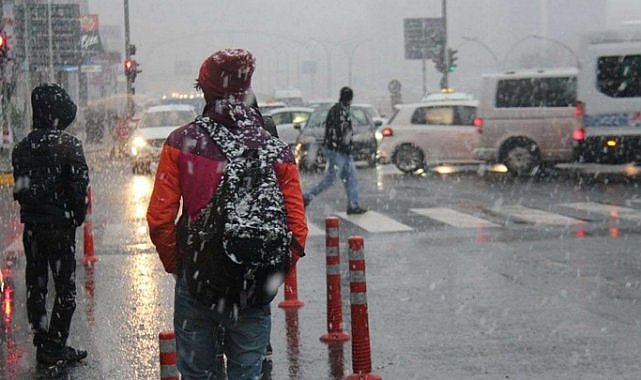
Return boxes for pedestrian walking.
[303,86,367,214]
[11,83,90,368]
[147,48,307,379]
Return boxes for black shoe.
[346,207,367,215]
[60,346,88,362]
[37,345,87,365]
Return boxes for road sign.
[403,18,445,60]
[387,79,401,94]
[13,4,82,67]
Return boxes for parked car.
[473,68,578,177]
[129,104,197,174]
[265,106,313,146]
[377,93,479,173]
[294,103,379,171]
[353,103,388,127]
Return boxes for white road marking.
[560,202,641,222]
[411,207,500,228]
[334,211,413,232]
[492,205,584,226]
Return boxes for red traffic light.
[124,59,135,72]
[0,34,5,48]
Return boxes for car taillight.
[572,127,585,141]
[381,127,393,137]
[473,117,483,134]
[574,101,585,118]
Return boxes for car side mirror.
[374,120,383,127]
[294,123,302,130]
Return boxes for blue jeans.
[174,272,271,379]
[304,148,360,209]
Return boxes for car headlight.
[130,136,147,156]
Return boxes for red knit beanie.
[197,48,256,102]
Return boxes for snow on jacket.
[323,102,353,154]
[12,84,89,226]
[147,99,308,274]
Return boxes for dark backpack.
[177,116,302,310]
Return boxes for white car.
[130,104,197,174]
[265,106,313,146]
[377,93,480,173]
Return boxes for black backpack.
[177,116,303,310]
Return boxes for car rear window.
[495,76,576,108]
[411,105,477,126]
[597,54,641,98]
[306,107,370,128]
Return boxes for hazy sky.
[87,0,641,109]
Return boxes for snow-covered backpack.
[177,116,303,310]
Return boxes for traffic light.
[0,31,9,61]
[124,58,140,82]
[432,52,446,74]
[447,48,458,72]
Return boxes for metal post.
[123,0,133,116]
[24,0,31,134]
[47,0,54,82]
[441,0,448,89]
[421,58,427,95]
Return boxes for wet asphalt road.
[1,145,641,379]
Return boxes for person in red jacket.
[147,48,307,379]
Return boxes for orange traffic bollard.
[159,330,179,380]
[82,186,97,266]
[345,236,381,380]
[278,263,304,309]
[320,217,350,342]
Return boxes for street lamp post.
[502,34,579,70]
[461,36,500,71]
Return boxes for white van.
[473,68,578,176]
[573,28,641,164]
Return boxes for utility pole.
[123,0,133,116]
[441,0,449,90]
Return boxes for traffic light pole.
[441,0,448,89]
[124,0,133,116]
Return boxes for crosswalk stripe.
[560,202,641,222]
[410,207,500,228]
[492,205,584,226]
[334,211,413,233]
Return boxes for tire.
[501,138,541,177]
[366,152,377,168]
[393,144,424,173]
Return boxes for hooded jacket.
[12,84,89,226]
[146,99,308,274]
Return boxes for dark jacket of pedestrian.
[11,83,89,367]
[12,84,89,227]
[323,86,354,154]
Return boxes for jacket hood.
[31,83,77,130]
[202,98,268,148]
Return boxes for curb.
[0,173,13,187]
